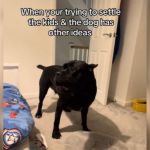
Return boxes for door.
[89,0,121,105]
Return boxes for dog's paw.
[83,127,91,132]
[52,130,61,139]
[35,112,42,118]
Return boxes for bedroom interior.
[2,0,146,149]
[3,0,146,105]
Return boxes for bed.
[3,83,34,149]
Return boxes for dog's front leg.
[81,107,91,131]
[35,86,49,118]
[52,100,63,139]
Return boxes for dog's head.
[55,60,98,87]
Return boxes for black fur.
[35,60,98,139]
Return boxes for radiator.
[69,45,89,63]
[83,0,93,9]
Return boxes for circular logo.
[3,129,22,149]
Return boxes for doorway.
[55,0,121,105]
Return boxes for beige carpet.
[27,96,146,150]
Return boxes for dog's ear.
[88,64,98,71]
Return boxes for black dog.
[35,60,98,139]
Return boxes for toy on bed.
[3,83,34,149]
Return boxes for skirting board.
[23,93,40,99]
[116,99,132,107]
[108,96,132,107]
[23,90,58,100]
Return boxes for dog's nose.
[56,72,61,76]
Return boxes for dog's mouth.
[57,86,69,91]
[55,86,70,94]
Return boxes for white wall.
[3,0,56,98]
[0,1,3,149]
[127,3,146,100]
[109,0,146,106]
[148,1,150,145]
[0,1,2,95]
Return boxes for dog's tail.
[37,65,46,70]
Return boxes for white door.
[89,0,121,105]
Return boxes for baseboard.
[23,90,59,100]
[23,91,52,100]
[116,100,131,107]
[108,96,132,107]
[23,93,41,99]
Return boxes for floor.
[26,95,146,150]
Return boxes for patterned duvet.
[3,83,34,149]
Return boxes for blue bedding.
[3,83,34,149]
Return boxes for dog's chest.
[64,98,86,111]
[62,89,96,111]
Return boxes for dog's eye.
[72,71,79,76]
[63,65,67,69]
[62,69,67,72]
[72,69,83,77]
[89,68,93,72]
